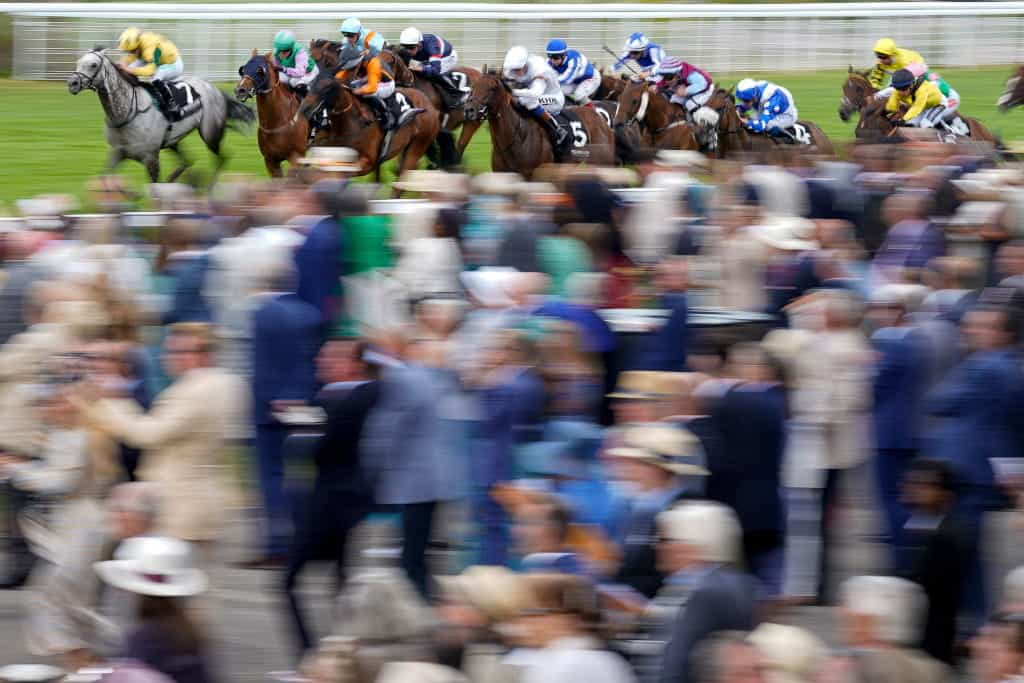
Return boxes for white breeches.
[280,68,318,88]
[670,85,714,112]
[564,73,602,104]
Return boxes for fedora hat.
[606,424,708,475]
[94,536,207,598]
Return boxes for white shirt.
[520,637,638,683]
[506,55,562,100]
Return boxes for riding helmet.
[339,17,362,36]
[503,46,530,73]
[274,30,297,52]
[119,27,142,52]
[891,68,915,90]
[624,32,649,52]
[399,27,423,47]
[735,78,762,102]
[873,38,898,57]
[546,39,568,56]
[657,57,684,75]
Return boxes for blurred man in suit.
[637,257,689,372]
[867,285,930,563]
[283,338,380,655]
[650,501,757,683]
[294,181,345,330]
[244,252,322,568]
[925,303,1022,625]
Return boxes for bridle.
[73,50,149,129]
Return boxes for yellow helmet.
[873,38,898,57]
[119,27,142,52]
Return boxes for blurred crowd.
[3,139,1024,683]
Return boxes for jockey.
[868,38,927,90]
[397,28,464,100]
[118,27,184,116]
[735,78,798,136]
[546,39,601,106]
[338,17,384,56]
[333,42,421,131]
[272,30,318,95]
[653,57,715,116]
[885,68,952,129]
[502,46,569,150]
[613,32,666,81]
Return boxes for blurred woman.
[537,321,602,422]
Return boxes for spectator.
[636,257,689,372]
[514,497,587,576]
[294,180,345,329]
[690,631,764,683]
[747,623,826,683]
[537,320,603,421]
[968,613,1024,683]
[159,219,212,326]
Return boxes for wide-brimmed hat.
[607,370,670,400]
[752,215,818,251]
[519,420,605,479]
[0,665,65,683]
[297,146,362,174]
[94,536,207,598]
[606,424,708,475]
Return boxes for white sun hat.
[94,536,208,598]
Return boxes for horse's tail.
[223,91,256,132]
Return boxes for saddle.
[434,75,467,111]
[145,80,202,122]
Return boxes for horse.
[235,52,309,177]
[998,65,1024,110]
[463,71,615,178]
[613,79,698,153]
[839,68,877,122]
[298,66,440,187]
[67,48,254,183]
[852,85,999,146]
[694,88,834,157]
[595,72,628,101]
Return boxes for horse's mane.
[113,63,144,87]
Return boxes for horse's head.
[612,80,650,129]
[380,49,415,88]
[464,71,504,122]
[309,39,341,69]
[998,66,1024,111]
[840,69,874,122]
[68,49,107,94]
[692,88,735,153]
[235,53,274,101]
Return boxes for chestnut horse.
[613,79,698,153]
[299,66,440,185]
[838,68,876,122]
[999,65,1024,110]
[463,72,615,178]
[235,52,309,177]
[694,88,834,157]
[595,72,628,101]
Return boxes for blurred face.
[108,504,148,540]
[720,642,767,683]
[962,309,1009,352]
[162,333,208,378]
[514,502,560,556]
[342,32,359,45]
[316,340,361,384]
[548,54,566,67]
[839,607,876,648]
[902,473,947,513]
[970,620,1023,683]
[629,50,644,61]
[998,245,1024,278]
[279,48,293,60]
[876,52,894,66]
[865,304,903,331]
[612,398,658,425]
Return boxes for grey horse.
[67,47,254,182]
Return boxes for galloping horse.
[595,72,628,101]
[299,66,440,185]
[694,88,834,157]
[613,79,698,153]
[235,52,309,177]
[839,68,877,122]
[67,48,254,182]
[998,65,1024,110]
[463,71,615,178]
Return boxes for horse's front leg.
[166,144,193,183]
[143,154,161,183]
[107,147,124,173]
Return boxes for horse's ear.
[848,65,854,74]
[238,65,245,76]
[251,48,258,58]
[726,84,735,95]
[92,45,107,53]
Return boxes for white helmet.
[624,32,650,52]
[503,46,530,74]
[399,27,422,47]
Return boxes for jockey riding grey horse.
[67,48,254,183]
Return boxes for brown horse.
[613,79,698,153]
[694,88,834,157]
[854,88,999,145]
[839,68,877,122]
[463,72,615,178]
[299,67,440,186]
[595,72,628,101]
[235,52,309,177]
[998,65,1024,110]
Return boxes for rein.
[79,53,153,129]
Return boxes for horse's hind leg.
[166,143,193,183]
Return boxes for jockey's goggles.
[874,52,891,60]
[342,32,359,39]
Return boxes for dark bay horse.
[463,72,615,178]
[235,52,309,177]
[299,67,440,186]
[998,65,1024,110]
[852,85,999,145]
[839,69,877,122]
[596,72,628,101]
[613,80,698,153]
[695,88,834,157]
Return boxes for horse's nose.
[67,76,79,94]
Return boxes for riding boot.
[154,80,180,118]
[538,110,570,151]
[380,96,399,129]
[436,73,466,107]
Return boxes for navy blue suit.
[710,382,787,592]
[637,292,688,371]
[871,325,928,558]
[251,293,323,557]
[475,367,545,565]
[163,253,212,325]
[294,217,342,329]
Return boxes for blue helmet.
[735,78,764,103]
[624,32,650,52]
[891,68,915,90]
[546,39,568,56]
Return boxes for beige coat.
[714,228,768,311]
[79,366,247,541]
[0,322,71,456]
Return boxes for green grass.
[1,65,1022,206]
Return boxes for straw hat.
[607,370,671,400]
[437,565,531,623]
[606,424,708,475]
[751,215,818,252]
[94,536,207,598]
[297,147,362,173]
[748,623,826,683]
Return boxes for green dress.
[538,235,594,298]
[334,214,394,338]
